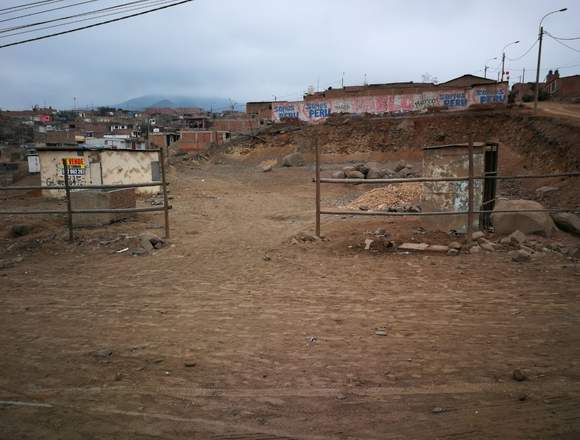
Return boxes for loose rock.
[508,230,527,245]
[448,241,462,250]
[428,245,449,252]
[399,242,429,251]
[512,369,527,382]
[10,224,31,237]
[479,240,495,252]
[511,249,531,262]
[551,212,580,236]
[535,186,559,200]
[353,163,369,175]
[472,231,485,240]
[492,199,556,237]
[394,160,408,172]
[469,245,482,254]
[94,349,113,359]
[281,152,305,167]
[345,170,365,179]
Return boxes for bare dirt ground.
[522,101,580,124]
[1,161,580,440]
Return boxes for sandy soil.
[1,162,580,440]
[522,101,580,124]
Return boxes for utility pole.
[484,59,498,80]
[501,41,519,82]
[534,26,544,112]
[501,52,506,82]
[534,8,568,113]
[341,72,345,88]
[522,67,525,83]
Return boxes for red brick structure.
[174,130,230,152]
[246,102,273,119]
[210,118,261,133]
[545,70,580,99]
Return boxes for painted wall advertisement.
[272,84,507,122]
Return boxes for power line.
[0,0,163,33]
[0,0,176,38]
[0,0,101,23]
[546,31,580,41]
[546,32,580,54]
[506,40,538,61]
[0,0,193,49]
[0,0,67,15]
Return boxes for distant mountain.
[115,95,242,112]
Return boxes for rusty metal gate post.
[315,136,321,238]
[62,159,74,241]
[466,139,474,247]
[159,148,170,239]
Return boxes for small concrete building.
[421,143,498,233]
[37,147,161,197]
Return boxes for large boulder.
[552,212,580,236]
[282,152,305,167]
[366,167,385,179]
[394,160,408,172]
[492,199,556,237]
[353,163,369,175]
[345,170,365,179]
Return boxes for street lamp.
[484,57,497,79]
[501,41,519,82]
[534,7,568,111]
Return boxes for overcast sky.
[1,0,580,110]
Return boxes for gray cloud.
[1,0,579,109]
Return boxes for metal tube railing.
[0,152,171,241]
[0,182,163,191]
[314,144,579,237]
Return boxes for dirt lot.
[1,159,580,440]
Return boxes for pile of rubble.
[361,228,579,261]
[345,183,422,212]
[331,160,418,180]
[104,232,167,257]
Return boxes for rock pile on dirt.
[332,161,418,180]
[345,183,422,212]
[114,232,167,256]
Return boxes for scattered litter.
[116,247,129,253]
[375,328,387,336]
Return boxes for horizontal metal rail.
[320,171,580,185]
[320,208,579,217]
[0,206,172,216]
[1,151,171,240]
[0,182,163,191]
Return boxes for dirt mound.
[344,183,422,210]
